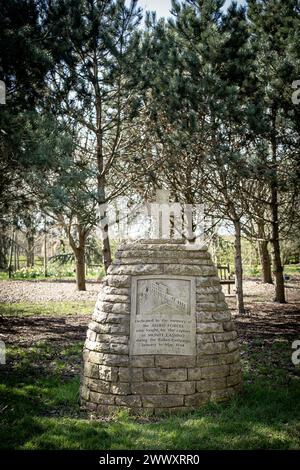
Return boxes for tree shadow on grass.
[1,360,300,450]
[1,333,300,450]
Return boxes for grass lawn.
[1,291,300,450]
[1,336,300,450]
[0,301,95,317]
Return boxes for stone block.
[109,264,162,275]
[89,391,115,405]
[213,311,231,321]
[131,382,166,395]
[142,395,184,408]
[89,379,110,394]
[223,321,235,331]
[83,361,99,379]
[197,342,228,355]
[101,354,129,367]
[167,381,195,394]
[187,368,202,380]
[196,333,214,344]
[154,407,191,416]
[201,365,229,378]
[115,395,142,407]
[102,287,130,296]
[210,387,236,402]
[80,384,90,401]
[229,362,242,375]
[119,367,143,382]
[144,368,187,381]
[196,302,217,312]
[227,340,239,352]
[105,314,130,325]
[196,377,226,392]
[101,302,130,314]
[104,294,130,303]
[213,331,237,342]
[185,392,209,407]
[96,405,119,416]
[87,330,97,342]
[197,351,240,367]
[196,322,223,333]
[130,356,155,368]
[96,334,129,345]
[227,373,242,387]
[107,275,131,287]
[110,382,131,395]
[155,355,196,368]
[98,365,118,382]
[196,294,218,303]
[195,312,215,323]
[196,276,220,287]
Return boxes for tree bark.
[8,230,15,278]
[97,175,112,274]
[26,232,34,267]
[68,224,86,291]
[233,219,245,314]
[94,63,112,274]
[43,230,48,277]
[258,240,273,284]
[270,109,285,303]
[271,227,285,302]
[75,246,86,291]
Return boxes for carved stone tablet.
[130,275,196,355]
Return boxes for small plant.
[12,267,45,279]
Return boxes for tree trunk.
[75,246,86,291]
[26,233,34,268]
[258,240,273,284]
[233,219,245,314]
[102,232,112,274]
[8,230,15,279]
[67,224,87,291]
[271,231,285,302]
[94,73,112,274]
[98,185,112,274]
[270,109,285,303]
[43,230,48,277]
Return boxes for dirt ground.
[0,278,299,350]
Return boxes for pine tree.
[248,0,300,302]
[46,0,143,273]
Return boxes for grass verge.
[0,301,95,317]
[0,340,299,450]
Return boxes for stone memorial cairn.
[80,239,242,416]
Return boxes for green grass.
[0,301,95,316]
[1,340,299,450]
[0,263,105,281]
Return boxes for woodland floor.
[0,278,299,449]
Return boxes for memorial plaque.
[130,275,196,355]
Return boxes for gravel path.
[0,280,100,303]
[0,278,299,304]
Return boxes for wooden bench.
[217,264,235,294]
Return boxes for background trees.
[46,0,143,272]
[1,0,299,304]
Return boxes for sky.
[139,0,247,18]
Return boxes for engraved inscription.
[130,276,196,356]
